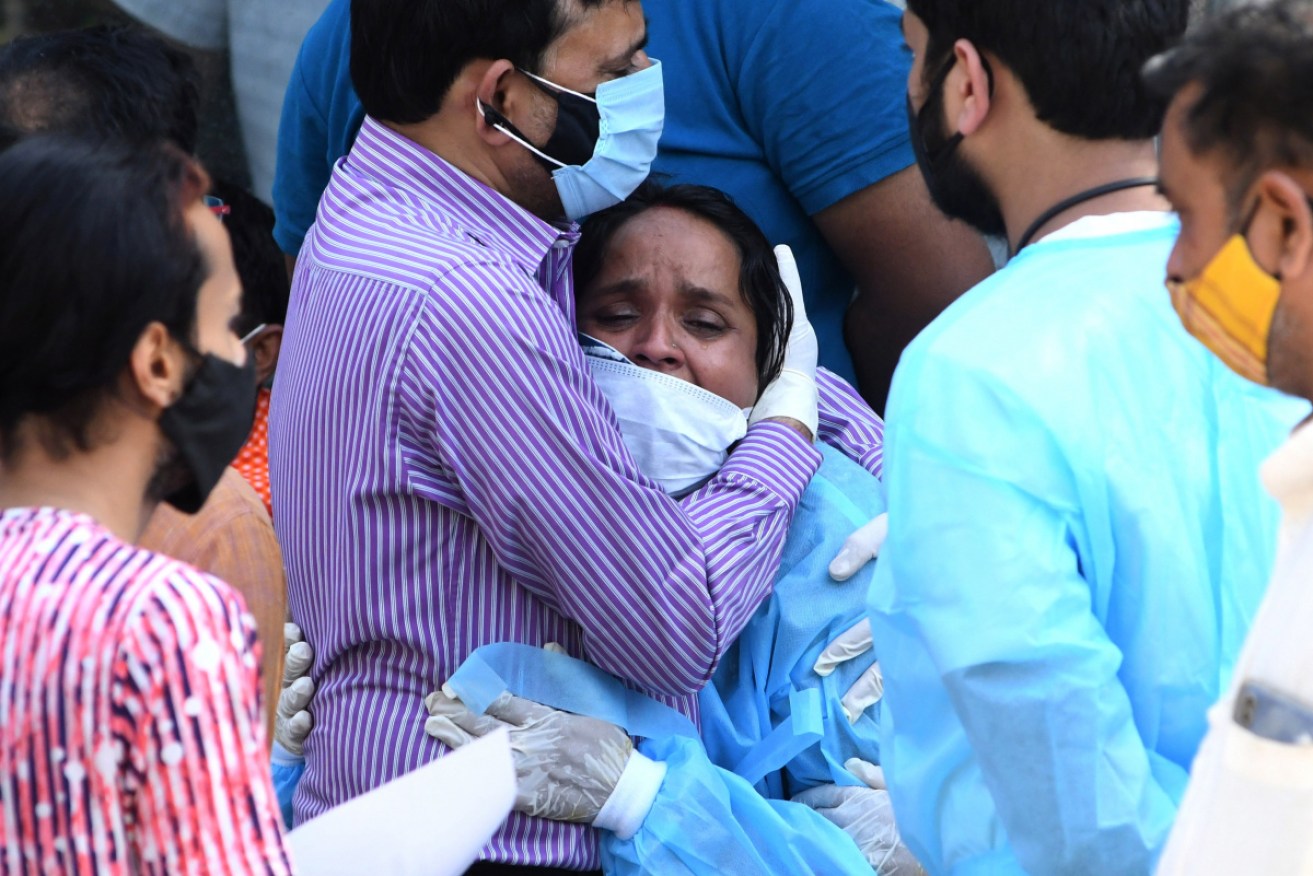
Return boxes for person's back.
[0,509,280,874]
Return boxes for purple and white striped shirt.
[269,117,884,868]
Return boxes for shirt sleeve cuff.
[722,421,823,504]
[592,749,667,840]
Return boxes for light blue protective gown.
[869,213,1309,875]
[698,444,886,798]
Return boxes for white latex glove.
[792,785,925,875]
[275,622,314,756]
[845,757,887,790]
[424,687,663,837]
[814,619,883,723]
[829,512,889,582]
[748,245,819,438]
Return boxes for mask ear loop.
[913,50,995,169]
[476,100,567,169]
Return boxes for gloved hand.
[424,688,635,824]
[748,245,819,439]
[845,757,887,790]
[814,619,883,723]
[829,512,889,581]
[275,622,314,756]
[792,784,925,875]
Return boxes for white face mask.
[582,336,750,498]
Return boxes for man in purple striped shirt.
[269,0,885,869]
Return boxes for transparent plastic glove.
[275,622,314,756]
[748,245,819,438]
[792,785,925,875]
[424,688,634,825]
[829,512,889,582]
[845,757,887,790]
[814,619,883,723]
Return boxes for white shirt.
[1160,420,1313,874]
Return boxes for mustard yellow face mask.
[1168,226,1282,386]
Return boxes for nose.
[629,316,683,373]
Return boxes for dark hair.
[350,0,609,124]
[0,25,200,152]
[906,0,1189,140]
[1143,0,1313,207]
[210,179,290,331]
[575,182,792,391]
[0,136,211,461]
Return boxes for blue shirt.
[270,0,915,382]
[869,213,1309,875]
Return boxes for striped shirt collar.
[350,116,578,274]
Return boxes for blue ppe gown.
[604,445,888,874]
[869,213,1309,875]
[698,444,886,798]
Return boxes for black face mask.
[158,353,258,514]
[479,69,601,171]
[906,56,1008,239]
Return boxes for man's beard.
[144,437,192,506]
[908,92,1009,239]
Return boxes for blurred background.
[0,0,1248,200]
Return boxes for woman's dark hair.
[0,136,211,461]
[575,182,792,391]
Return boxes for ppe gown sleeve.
[600,734,873,875]
[870,358,1177,875]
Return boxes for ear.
[127,322,188,413]
[950,39,993,137]
[251,324,283,386]
[1256,172,1313,282]
[474,59,522,147]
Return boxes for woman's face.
[576,207,760,408]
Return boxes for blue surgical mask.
[479,61,664,221]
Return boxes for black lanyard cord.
[1014,177,1160,254]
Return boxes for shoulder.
[903,222,1180,389]
[117,551,254,649]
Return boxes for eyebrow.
[600,27,649,71]
[679,284,737,308]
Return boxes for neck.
[0,425,158,544]
[994,134,1168,252]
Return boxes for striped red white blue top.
[0,506,292,875]
[269,117,885,867]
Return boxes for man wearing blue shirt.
[271,0,992,407]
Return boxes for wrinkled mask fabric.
[1169,228,1282,386]
[482,62,665,221]
[581,335,747,497]
[158,353,258,513]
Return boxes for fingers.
[282,641,313,687]
[284,622,303,646]
[845,758,887,791]
[482,691,560,727]
[814,619,874,677]
[277,676,315,719]
[424,715,477,749]
[773,244,806,313]
[829,513,889,582]
[425,690,511,737]
[840,661,885,724]
[543,642,567,655]
[791,782,857,812]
